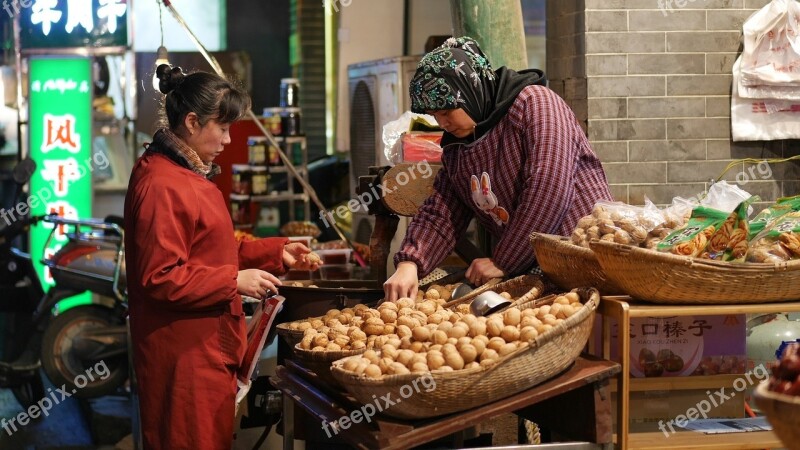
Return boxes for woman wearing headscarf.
[384,37,612,301]
[125,65,318,449]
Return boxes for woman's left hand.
[465,258,505,286]
[283,243,320,271]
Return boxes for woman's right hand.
[383,261,419,302]
[237,269,282,298]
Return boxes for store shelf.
[597,296,800,450]
[602,296,800,317]
[266,166,306,174]
[624,429,781,449]
[274,135,306,144]
[615,374,742,392]
[250,193,309,202]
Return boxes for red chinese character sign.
[29,57,92,307]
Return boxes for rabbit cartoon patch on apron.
[470,172,509,226]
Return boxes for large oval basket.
[330,288,599,419]
[590,240,800,304]
[754,381,800,450]
[531,233,623,295]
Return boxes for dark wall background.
[227,0,292,113]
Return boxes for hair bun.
[156,64,186,95]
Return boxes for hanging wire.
[715,154,800,183]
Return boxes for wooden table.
[271,354,620,450]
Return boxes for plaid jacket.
[395,85,612,276]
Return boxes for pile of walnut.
[287,285,453,352]
[331,293,584,379]
[571,205,684,250]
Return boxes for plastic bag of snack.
[748,195,800,239]
[746,211,800,263]
[571,199,665,248]
[701,196,757,262]
[656,206,730,257]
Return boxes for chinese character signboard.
[19,0,128,50]
[29,57,92,307]
[606,314,747,377]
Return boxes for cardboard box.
[596,314,747,377]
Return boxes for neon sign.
[29,57,92,308]
[19,0,128,50]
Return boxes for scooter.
[38,215,129,398]
[0,158,129,403]
[0,158,48,408]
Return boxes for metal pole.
[161,0,366,266]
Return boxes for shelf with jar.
[228,112,310,234]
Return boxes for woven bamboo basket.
[330,288,599,419]
[442,274,544,311]
[293,344,366,388]
[589,240,800,304]
[754,381,800,450]
[530,232,623,295]
[276,322,308,349]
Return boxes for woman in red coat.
[124,65,317,449]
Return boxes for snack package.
[748,195,800,239]
[701,197,757,262]
[571,200,665,248]
[656,206,730,257]
[746,211,800,263]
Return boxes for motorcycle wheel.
[11,374,45,410]
[41,306,128,398]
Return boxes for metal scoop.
[470,291,512,317]
[451,282,475,299]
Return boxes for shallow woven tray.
[590,240,800,304]
[330,288,598,419]
[754,381,800,449]
[276,322,307,349]
[442,274,544,310]
[530,232,623,296]
[293,344,366,388]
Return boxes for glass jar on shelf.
[280,78,300,108]
[247,136,267,166]
[230,194,252,225]
[251,167,269,195]
[281,107,302,136]
[262,107,283,136]
[267,142,281,166]
[231,165,253,195]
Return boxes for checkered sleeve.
[394,169,473,277]
[492,89,581,275]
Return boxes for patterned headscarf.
[410,37,496,121]
[410,36,545,144]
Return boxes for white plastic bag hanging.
[731,55,800,141]
[739,0,800,97]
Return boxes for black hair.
[156,64,251,130]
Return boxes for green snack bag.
[749,195,800,239]
[657,206,729,257]
[747,211,800,263]
[704,196,757,262]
